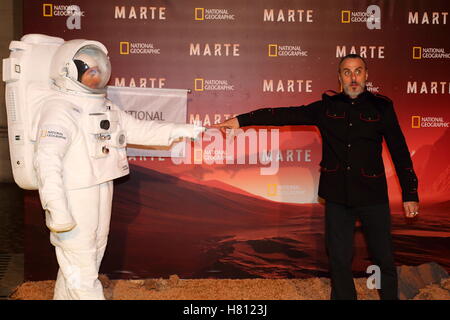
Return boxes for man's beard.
[343,81,365,99]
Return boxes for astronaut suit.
[3,34,203,300]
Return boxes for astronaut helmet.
[51,39,111,94]
[72,45,111,91]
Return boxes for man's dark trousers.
[325,201,398,300]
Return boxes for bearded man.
[213,54,419,300]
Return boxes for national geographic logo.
[341,5,381,29]
[194,78,235,92]
[267,184,305,197]
[263,9,314,22]
[119,42,161,55]
[114,77,166,88]
[336,45,385,59]
[190,43,240,56]
[263,79,312,93]
[407,81,450,95]
[408,11,448,24]
[365,81,380,93]
[268,44,308,57]
[411,116,449,128]
[114,6,166,20]
[42,3,84,29]
[412,46,450,60]
[195,8,235,21]
[39,129,67,140]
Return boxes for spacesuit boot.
[51,181,113,300]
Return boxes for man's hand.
[211,117,240,133]
[403,201,419,218]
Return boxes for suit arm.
[117,107,202,146]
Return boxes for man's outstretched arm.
[212,101,322,132]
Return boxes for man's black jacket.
[237,90,419,207]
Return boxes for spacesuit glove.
[169,123,206,142]
[44,199,76,233]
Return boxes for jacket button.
[102,146,110,154]
[346,166,351,171]
[347,144,351,148]
[349,123,353,126]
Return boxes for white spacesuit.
[3,34,203,299]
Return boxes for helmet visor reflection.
[73,45,111,89]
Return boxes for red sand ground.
[9,276,450,300]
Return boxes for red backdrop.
[21,0,450,280]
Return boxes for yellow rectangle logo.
[412,47,422,59]
[43,4,53,17]
[268,44,278,57]
[412,116,421,128]
[120,42,130,55]
[195,8,204,20]
[194,148,203,163]
[194,78,204,91]
[341,10,351,23]
[267,184,278,197]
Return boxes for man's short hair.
[338,54,367,71]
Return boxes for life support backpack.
[2,34,64,190]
